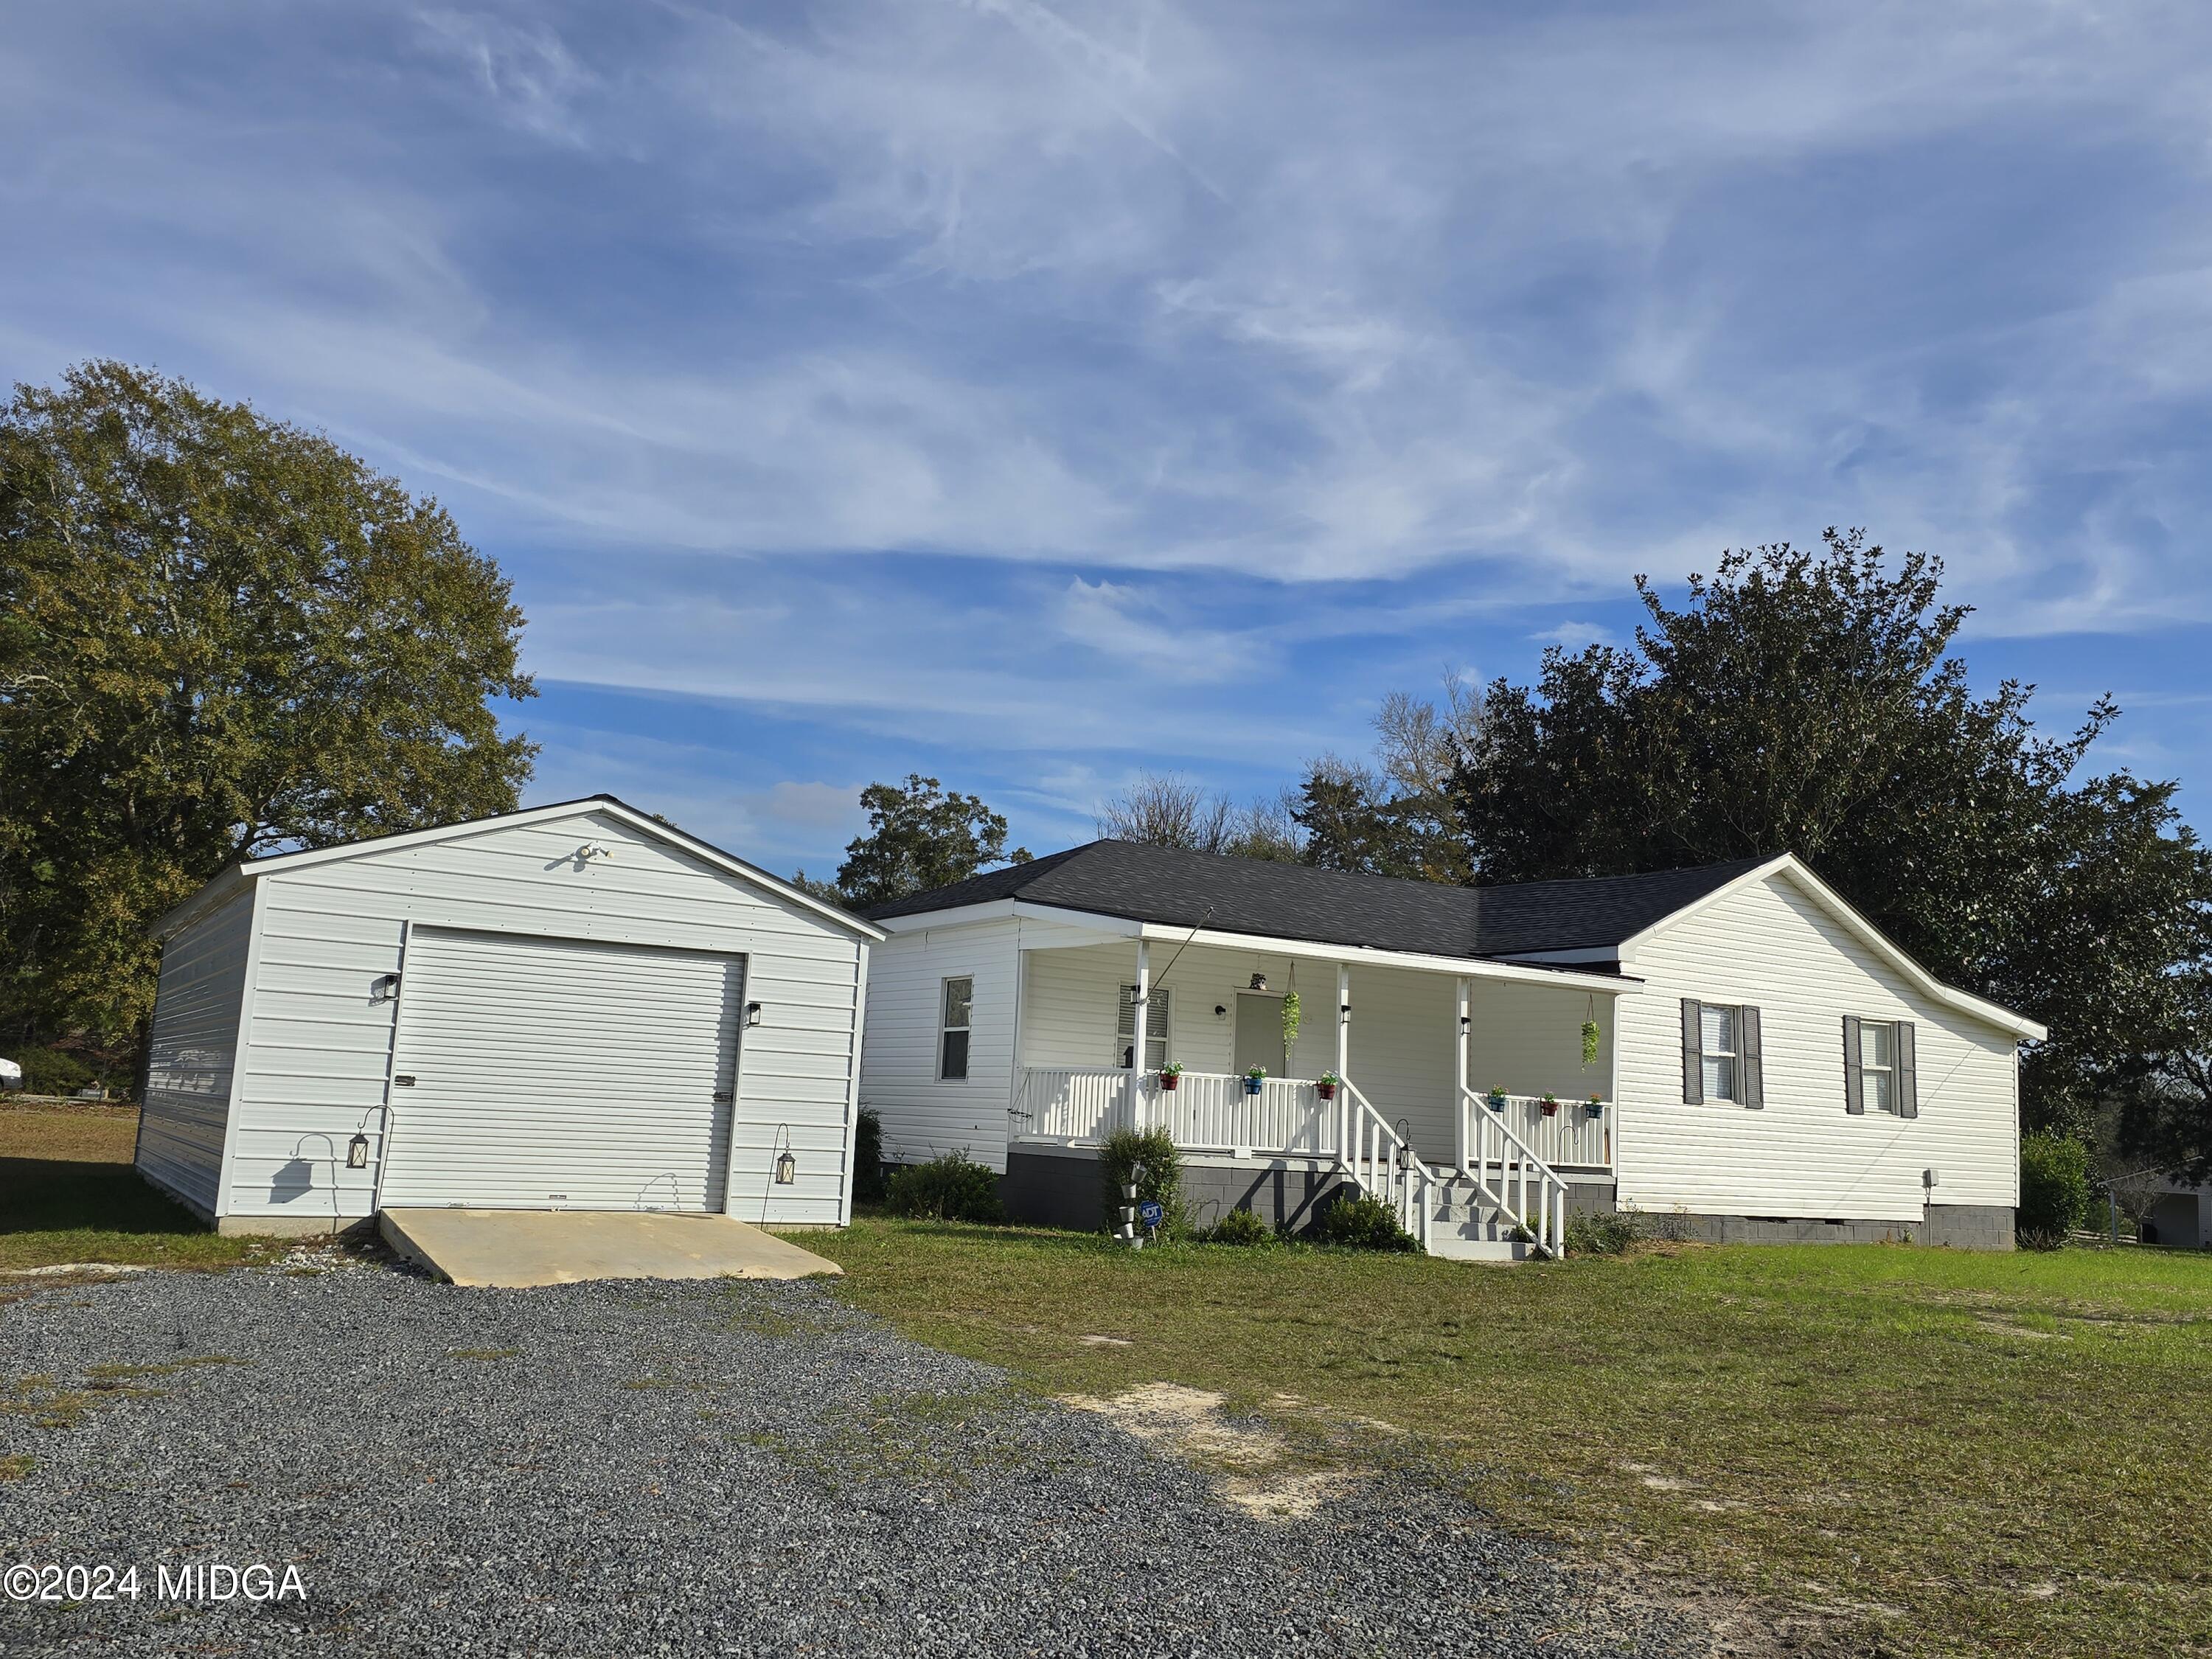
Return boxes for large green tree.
[1449,529,2212,1139]
[834,775,1030,908]
[0,362,536,1065]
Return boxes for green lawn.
[804,1217,2212,1659]
[0,1104,264,1272]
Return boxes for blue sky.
[9,2,2212,874]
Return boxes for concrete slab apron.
[378,1208,843,1288]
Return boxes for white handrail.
[1458,1087,1570,1255]
[1339,1078,1434,1252]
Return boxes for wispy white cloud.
[8,0,2212,860]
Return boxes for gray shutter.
[1680,999,1703,1105]
[1739,1005,1763,1108]
[1896,1021,1918,1119]
[1843,1015,1864,1114]
[1116,985,1136,1068]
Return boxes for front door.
[1233,993,1287,1079]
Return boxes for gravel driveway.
[1,1261,1716,1657]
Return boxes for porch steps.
[1423,1176,1545,1264]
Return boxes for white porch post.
[1454,975,1471,1175]
[1335,962,1352,1159]
[1605,988,1621,1166]
[1127,938,1150,1135]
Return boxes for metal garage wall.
[378,929,743,1211]
[221,809,864,1228]
[136,883,257,1218]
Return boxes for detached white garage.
[136,797,882,1235]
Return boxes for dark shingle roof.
[863,841,1770,961]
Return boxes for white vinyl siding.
[857,918,1027,1169]
[222,808,864,1227]
[136,885,257,1218]
[378,930,742,1211]
[1616,869,2021,1221]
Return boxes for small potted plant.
[1540,1091,1560,1117]
[1158,1061,1183,1091]
[1585,1093,1604,1119]
[1486,1085,1507,1112]
[1315,1071,1338,1101]
[1242,1065,1267,1096]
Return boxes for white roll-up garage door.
[378,928,745,1211]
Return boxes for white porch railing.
[1472,1091,1613,1169]
[1339,1077,1435,1251]
[1459,1088,1569,1256]
[1015,1066,1335,1158]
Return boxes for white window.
[939,977,973,1081]
[1859,1019,1896,1116]
[1700,1004,1739,1103]
[1116,984,1172,1071]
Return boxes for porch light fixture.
[743,1001,764,1028]
[372,973,400,1003]
[346,1133,369,1170]
[1248,973,1269,992]
[1214,1005,1227,1018]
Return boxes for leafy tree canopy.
[834,775,1030,908]
[1449,529,2212,1141]
[0,361,536,1062]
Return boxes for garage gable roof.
[150,796,884,943]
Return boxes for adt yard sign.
[1138,1200,1164,1228]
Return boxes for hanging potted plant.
[1585,1092,1604,1119]
[1540,1091,1561,1117]
[1486,1085,1508,1112]
[1242,1065,1267,1096]
[1280,990,1301,1052]
[1158,1061,1183,1091]
[1581,1018,1601,1069]
[1315,1070,1338,1102]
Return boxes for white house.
[856,841,2046,1256]
[136,797,882,1236]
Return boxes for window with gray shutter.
[1847,1018,1919,1117]
[1843,1015,1864,1113]
[1681,999,1703,1104]
[1116,985,1172,1071]
[1739,1005,1764,1108]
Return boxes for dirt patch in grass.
[1060,1380,1360,1521]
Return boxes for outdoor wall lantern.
[346,1133,369,1170]
[743,1001,765,1028]
[774,1150,796,1186]
[1214,1004,1227,1018]
[372,973,400,1003]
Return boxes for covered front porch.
[1005,920,1632,1179]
